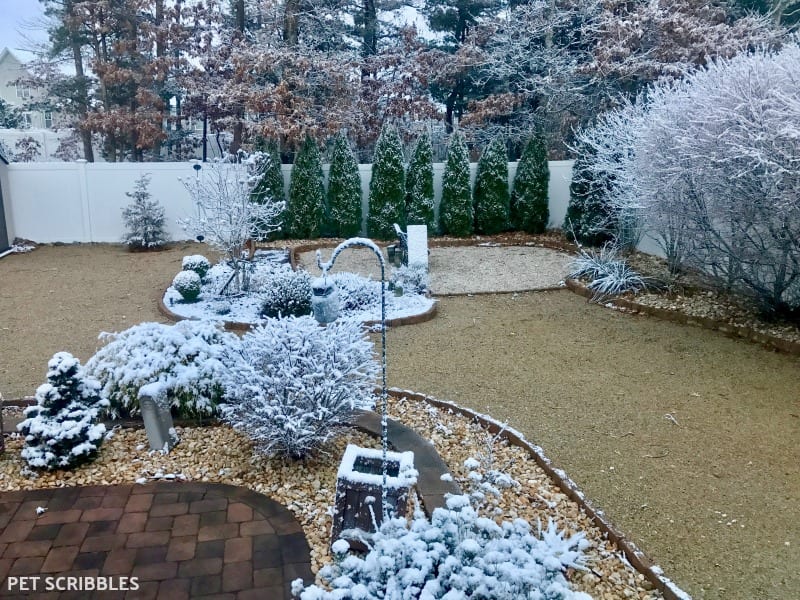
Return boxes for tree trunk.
[283,0,300,45]
[363,0,377,57]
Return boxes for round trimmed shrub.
[172,270,202,302]
[260,269,312,318]
[182,255,211,280]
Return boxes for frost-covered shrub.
[172,270,202,302]
[221,315,379,459]
[182,254,211,280]
[285,135,325,239]
[406,132,435,230]
[474,135,510,235]
[326,132,363,238]
[439,132,473,237]
[18,352,109,471]
[299,458,591,600]
[565,147,616,248]
[328,272,382,313]
[85,321,237,418]
[368,123,406,240]
[390,263,428,295]
[569,244,647,301]
[511,133,549,234]
[260,268,312,318]
[122,174,168,250]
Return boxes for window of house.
[15,84,31,100]
[20,113,32,128]
[44,111,53,129]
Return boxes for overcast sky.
[1,0,48,61]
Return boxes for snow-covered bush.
[172,270,202,302]
[122,174,168,250]
[260,268,312,318]
[511,133,549,233]
[326,132,363,238]
[564,146,616,248]
[439,131,473,237]
[406,132,435,230]
[474,135,510,235]
[18,352,109,471]
[390,263,428,295]
[182,254,211,280]
[85,321,237,419]
[250,142,286,240]
[221,315,378,460]
[298,458,591,600]
[569,244,648,301]
[368,123,406,240]
[285,135,325,239]
[328,272,382,313]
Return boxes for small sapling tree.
[122,174,168,250]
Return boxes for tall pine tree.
[326,132,363,238]
[565,146,616,246]
[406,132,435,230]
[251,141,285,240]
[284,135,325,239]
[510,134,549,233]
[473,135,510,235]
[368,123,406,240]
[439,132,473,236]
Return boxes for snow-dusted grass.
[164,250,435,325]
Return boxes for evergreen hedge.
[326,132,363,237]
[438,132,473,236]
[473,135,510,235]
[510,134,549,233]
[565,146,616,247]
[284,135,325,239]
[368,123,406,240]
[406,132,435,230]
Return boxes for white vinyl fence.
[1,160,574,244]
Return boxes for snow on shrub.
[172,270,202,302]
[390,263,428,295]
[85,321,237,419]
[298,457,591,600]
[18,352,109,471]
[121,174,168,250]
[328,272,382,313]
[260,268,312,318]
[326,132,363,238]
[511,133,549,234]
[406,132,435,230]
[221,315,379,460]
[285,135,325,239]
[569,243,648,302]
[182,255,211,280]
[439,131,473,237]
[368,123,406,240]
[473,135,510,235]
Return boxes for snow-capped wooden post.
[138,384,177,453]
[331,444,417,550]
[406,225,429,271]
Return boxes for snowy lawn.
[163,249,435,325]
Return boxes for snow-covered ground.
[163,249,435,325]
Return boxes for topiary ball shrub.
[260,268,312,318]
[172,270,202,302]
[18,352,109,471]
[182,255,211,280]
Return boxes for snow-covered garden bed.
[163,250,435,326]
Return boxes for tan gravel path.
[1,243,799,600]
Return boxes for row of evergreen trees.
[252,124,551,241]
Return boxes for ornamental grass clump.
[172,270,202,302]
[18,352,109,471]
[221,315,379,460]
[85,321,237,419]
[569,243,648,301]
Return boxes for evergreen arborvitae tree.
[121,174,168,249]
[250,141,285,240]
[284,135,325,239]
[511,134,550,233]
[326,132,363,238]
[439,132,473,237]
[565,147,616,246]
[473,135,510,235]
[18,352,108,470]
[368,123,406,240]
[406,132,435,230]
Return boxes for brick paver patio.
[0,482,313,599]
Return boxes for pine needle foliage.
[473,135,510,235]
[438,132,473,236]
[285,135,325,239]
[122,174,168,249]
[565,147,616,247]
[250,142,285,241]
[406,132,435,229]
[511,134,549,233]
[368,123,406,240]
[326,132,363,237]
